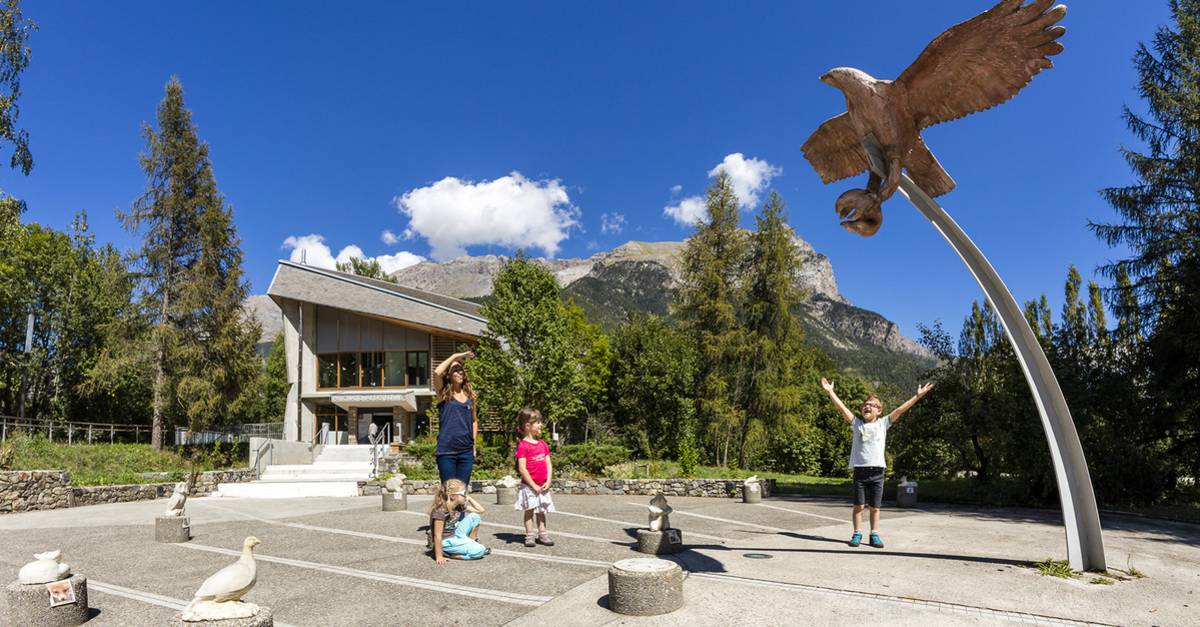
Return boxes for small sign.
[46,580,76,607]
[665,529,681,544]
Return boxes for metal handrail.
[369,423,392,477]
[311,423,329,448]
[251,440,274,478]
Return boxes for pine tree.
[1091,0,1200,482]
[673,173,747,466]
[118,77,258,447]
[736,191,813,468]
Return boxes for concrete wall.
[248,437,318,476]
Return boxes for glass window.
[318,354,338,389]
[315,404,348,439]
[384,351,406,387]
[361,352,383,387]
[407,351,429,387]
[339,352,358,388]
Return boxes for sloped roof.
[268,261,487,338]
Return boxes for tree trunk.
[151,264,173,451]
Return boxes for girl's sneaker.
[536,532,555,546]
[524,534,537,548]
[869,532,884,548]
[848,531,862,547]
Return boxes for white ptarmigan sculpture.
[385,474,406,493]
[163,481,188,517]
[18,550,71,584]
[497,474,520,489]
[181,536,261,622]
[647,493,673,532]
[743,475,761,494]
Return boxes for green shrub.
[556,442,632,475]
[677,429,699,478]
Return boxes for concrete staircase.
[215,444,378,498]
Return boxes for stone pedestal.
[496,487,517,506]
[4,574,90,627]
[381,491,407,511]
[607,558,683,616]
[742,484,762,504]
[170,607,274,626]
[635,528,683,555]
[156,515,191,543]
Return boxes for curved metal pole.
[862,137,1106,571]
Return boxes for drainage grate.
[742,553,773,559]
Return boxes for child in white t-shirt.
[820,377,933,549]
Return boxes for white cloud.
[670,184,683,195]
[600,212,626,235]
[707,153,781,209]
[663,196,707,226]
[395,172,579,261]
[381,229,399,245]
[282,234,424,274]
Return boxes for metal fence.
[0,416,283,446]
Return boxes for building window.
[384,351,406,387]
[407,351,429,387]
[339,352,359,388]
[315,404,348,436]
[361,352,383,387]
[318,354,338,389]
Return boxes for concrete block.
[4,574,90,627]
[496,487,517,506]
[635,528,683,555]
[381,491,408,511]
[742,484,762,504]
[897,483,918,508]
[156,516,191,543]
[169,607,274,626]
[607,558,683,616]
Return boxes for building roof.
[268,261,487,338]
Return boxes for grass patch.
[1089,576,1114,585]
[1031,558,1075,579]
[6,434,238,486]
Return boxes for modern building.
[267,260,490,446]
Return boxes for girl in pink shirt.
[514,407,555,547]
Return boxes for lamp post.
[18,311,32,421]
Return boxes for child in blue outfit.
[428,478,490,563]
[821,377,933,549]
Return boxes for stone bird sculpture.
[182,536,262,621]
[801,0,1067,236]
[18,550,71,584]
[163,481,188,517]
[647,493,673,532]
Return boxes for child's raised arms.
[820,377,856,425]
[887,382,935,425]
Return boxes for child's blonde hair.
[517,407,543,435]
[429,478,467,515]
[863,395,883,409]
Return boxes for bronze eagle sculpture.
[801,0,1067,236]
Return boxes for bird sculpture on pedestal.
[163,481,188,517]
[801,0,1067,236]
[647,493,673,532]
[182,536,262,622]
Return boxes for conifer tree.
[673,173,746,466]
[735,191,813,467]
[118,77,258,447]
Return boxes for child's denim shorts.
[852,466,886,508]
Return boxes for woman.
[432,350,478,484]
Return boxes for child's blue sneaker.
[848,531,862,547]
[869,532,884,548]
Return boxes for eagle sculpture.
[801,0,1067,236]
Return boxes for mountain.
[387,237,936,391]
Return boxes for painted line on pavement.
[624,502,789,533]
[391,509,634,546]
[553,509,732,543]
[195,501,611,569]
[176,543,553,607]
[754,502,847,523]
[685,572,1110,626]
[89,579,301,627]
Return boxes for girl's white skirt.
[514,485,556,513]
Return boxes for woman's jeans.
[436,450,474,485]
[441,512,487,560]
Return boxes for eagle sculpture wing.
[898,0,1066,130]
[800,112,869,184]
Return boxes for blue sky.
[5,2,1166,342]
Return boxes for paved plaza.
[0,492,1196,626]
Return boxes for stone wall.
[360,477,776,498]
[0,468,254,514]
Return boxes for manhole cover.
[742,553,773,559]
